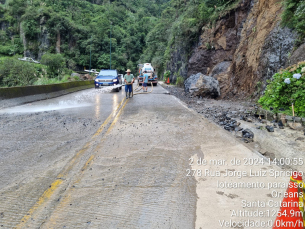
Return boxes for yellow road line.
[45,154,96,226]
[15,97,127,228]
[57,142,91,179]
[56,98,126,179]
[73,155,96,184]
[106,99,128,134]
[42,100,129,226]
[15,179,63,228]
[81,155,95,172]
[93,98,126,138]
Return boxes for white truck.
[138,63,158,86]
[142,63,154,73]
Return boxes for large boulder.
[210,61,231,95]
[184,73,220,98]
[210,61,231,78]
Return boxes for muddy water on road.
[0,86,121,115]
[1,85,201,228]
[0,87,125,228]
[38,91,201,229]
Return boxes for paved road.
[0,84,291,228]
[0,86,126,228]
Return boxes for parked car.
[94,69,122,92]
[18,57,40,64]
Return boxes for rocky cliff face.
[167,44,189,82]
[20,16,50,60]
[186,0,299,99]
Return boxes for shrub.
[67,59,76,70]
[0,45,12,55]
[63,68,73,76]
[258,61,305,117]
[176,75,184,87]
[164,70,170,81]
[0,57,38,87]
[40,53,65,77]
[74,76,80,81]
[282,1,305,41]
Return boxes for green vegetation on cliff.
[259,62,305,117]
[0,0,169,74]
[0,0,255,87]
[140,0,240,76]
[282,0,305,31]
[282,0,305,44]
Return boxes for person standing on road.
[142,71,149,92]
[124,69,135,99]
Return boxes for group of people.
[123,69,149,99]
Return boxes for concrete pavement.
[0,83,300,228]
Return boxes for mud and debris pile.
[164,85,305,142]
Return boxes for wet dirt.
[163,84,305,170]
[0,87,125,228]
[37,88,199,229]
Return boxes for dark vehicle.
[94,69,121,91]
[138,73,158,86]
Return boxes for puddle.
[0,86,121,114]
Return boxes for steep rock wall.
[229,0,296,98]
[287,43,305,67]
[167,43,189,82]
[188,1,251,77]
[187,0,297,99]
[20,16,51,60]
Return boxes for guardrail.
[0,80,94,99]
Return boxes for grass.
[33,75,78,86]
[176,76,184,87]
[0,55,14,61]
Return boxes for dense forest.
[0,0,241,86]
[0,0,304,87]
[0,0,169,72]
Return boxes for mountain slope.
[0,0,169,72]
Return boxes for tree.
[0,57,38,87]
[40,53,65,77]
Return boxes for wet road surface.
[0,84,289,228]
[0,86,125,228]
